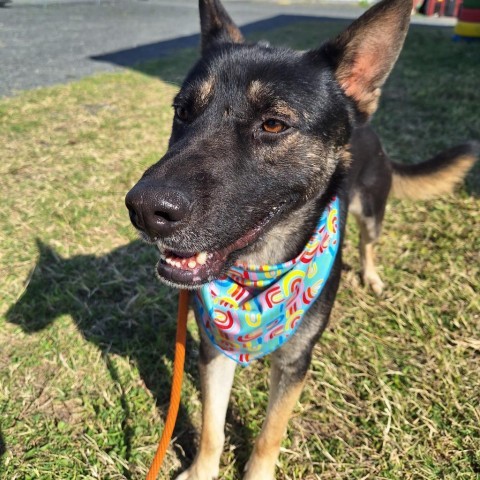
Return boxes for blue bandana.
[194,197,340,366]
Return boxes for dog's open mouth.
[156,202,287,288]
[157,245,235,287]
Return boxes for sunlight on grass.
[0,20,479,480]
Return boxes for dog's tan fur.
[197,78,215,109]
[176,353,236,480]
[244,376,305,480]
[391,154,476,200]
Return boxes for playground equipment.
[455,0,480,38]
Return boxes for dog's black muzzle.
[125,179,192,241]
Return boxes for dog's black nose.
[125,180,191,239]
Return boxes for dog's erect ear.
[199,0,244,53]
[318,0,411,119]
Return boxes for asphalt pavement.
[0,0,456,97]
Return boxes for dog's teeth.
[188,260,197,269]
[175,261,182,268]
[196,252,207,265]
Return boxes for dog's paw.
[363,270,385,296]
[175,462,219,480]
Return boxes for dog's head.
[125,0,411,288]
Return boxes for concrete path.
[0,0,456,97]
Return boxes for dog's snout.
[125,181,191,239]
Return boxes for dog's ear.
[316,0,411,120]
[199,0,244,53]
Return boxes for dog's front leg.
[243,352,308,480]
[176,330,236,480]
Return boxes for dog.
[125,0,478,478]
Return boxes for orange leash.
[146,289,189,480]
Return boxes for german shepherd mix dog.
[125,0,477,478]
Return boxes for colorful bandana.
[194,197,340,366]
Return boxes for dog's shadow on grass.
[6,240,212,473]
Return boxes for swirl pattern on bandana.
[194,197,340,366]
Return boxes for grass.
[1,18,479,480]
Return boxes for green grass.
[1,20,479,480]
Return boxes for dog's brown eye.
[175,106,189,122]
[262,119,287,134]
